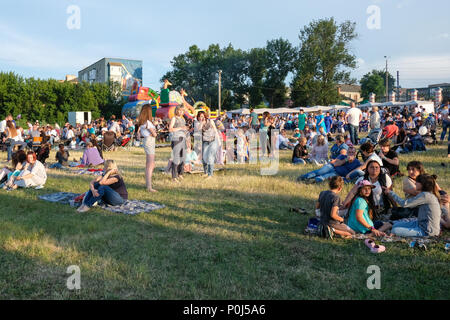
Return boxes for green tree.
[291,18,358,106]
[162,44,250,110]
[247,48,267,107]
[263,38,296,108]
[371,70,396,97]
[360,70,386,100]
[0,72,122,124]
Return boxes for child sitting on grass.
[49,144,70,169]
[383,174,445,237]
[316,176,355,238]
[184,139,201,173]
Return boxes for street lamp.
[218,70,222,115]
[384,56,388,102]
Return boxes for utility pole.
[397,71,400,101]
[218,70,222,115]
[384,56,388,102]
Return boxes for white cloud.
[436,33,449,39]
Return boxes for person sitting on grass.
[347,180,391,237]
[378,138,401,177]
[10,151,47,190]
[292,128,301,139]
[330,135,348,160]
[81,142,104,167]
[36,142,51,165]
[346,141,383,181]
[316,176,355,239]
[89,134,104,160]
[292,137,310,165]
[277,129,295,150]
[69,136,77,149]
[184,138,201,173]
[405,128,426,152]
[396,161,450,223]
[343,160,393,218]
[1,150,27,188]
[310,135,328,165]
[77,160,128,213]
[382,174,446,237]
[49,144,70,170]
[297,147,361,183]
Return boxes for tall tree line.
[163,17,358,110]
[0,72,123,124]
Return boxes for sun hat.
[357,180,376,189]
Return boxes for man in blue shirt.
[297,147,360,183]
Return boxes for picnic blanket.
[158,167,224,174]
[50,165,104,176]
[39,192,165,215]
[303,216,446,245]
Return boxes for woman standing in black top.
[77,160,128,212]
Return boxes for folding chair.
[32,136,43,152]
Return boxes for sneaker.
[35,185,44,190]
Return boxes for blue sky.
[1,0,449,89]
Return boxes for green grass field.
[0,140,449,299]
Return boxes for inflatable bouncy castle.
[122,79,217,120]
[122,81,160,119]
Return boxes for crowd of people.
[1,93,449,239]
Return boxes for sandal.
[370,244,386,253]
[365,239,376,249]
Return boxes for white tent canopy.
[358,100,436,113]
[228,108,300,115]
[357,102,383,108]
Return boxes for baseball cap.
[357,180,376,189]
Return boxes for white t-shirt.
[277,134,290,149]
[346,108,362,126]
[140,120,155,138]
[109,121,121,134]
[356,175,392,207]
[66,129,74,140]
[0,120,6,133]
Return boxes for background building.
[337,84,362,104]
[78,58,143,96]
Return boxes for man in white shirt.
[345,102,362,145]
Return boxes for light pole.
[218,70,222,115]
[384,56,388,102]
